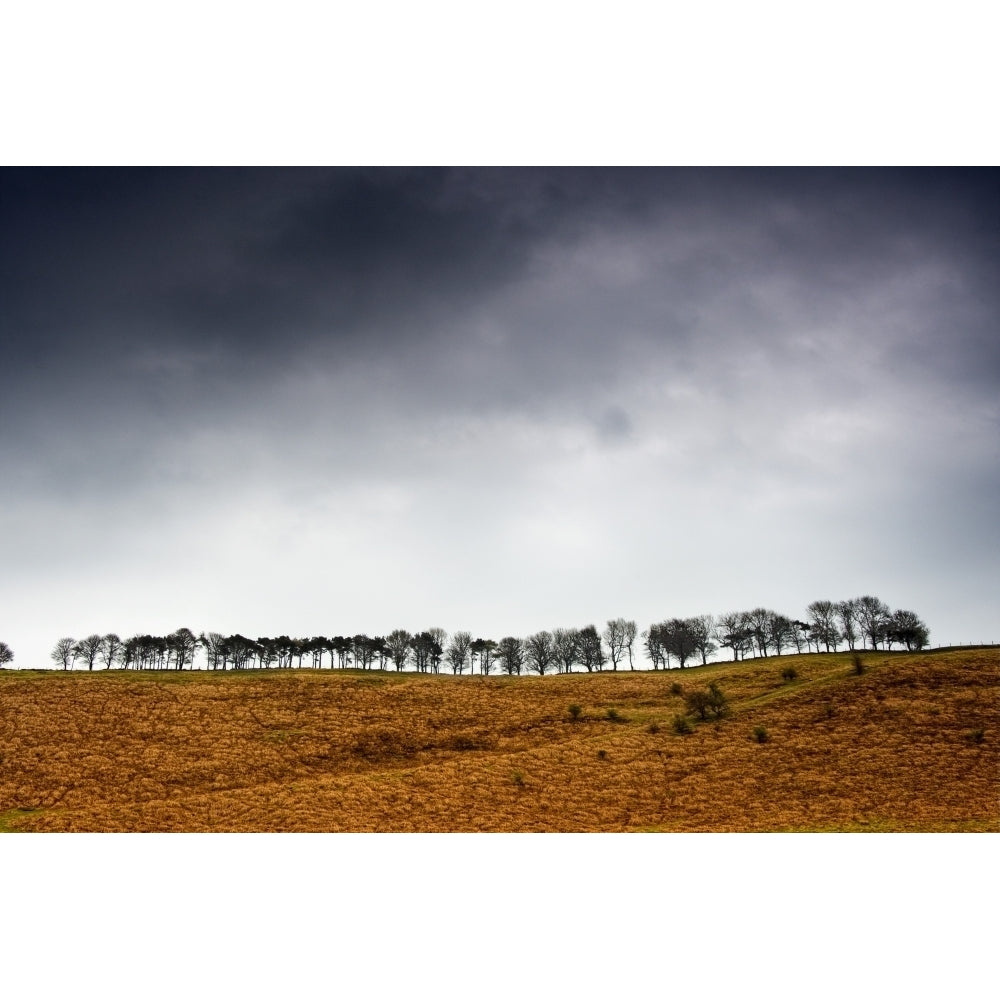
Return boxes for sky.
[2,167,998,668]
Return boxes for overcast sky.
[2,167,997,668]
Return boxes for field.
[0,647,996,832]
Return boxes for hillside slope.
[1,648,996,831]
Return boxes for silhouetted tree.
[835,599,860,650]
[470,637,498,675]
[226,634,258,670]
[168,628,198,670]
[658,618,699,668]
[524,631,556,676]
[99,633,123,670]
[75,634,103,671]
[855,595,891,650]
[330,636,352,669]
[790,620,811,653]
[623,620,638,669]
[807,600,839,652]
[643,625,667,670]
[352,635,381,670]
[553,628,580,673]
[768,614,795,656]
[386,629,412,671]
[410,632,440,673]
[715,612,752,661]
[690,615,717,665]
[428,628,447,673]
[52,637,76,671]
[577,625,605,672]
[200,632,226,670]
[446,631,472,674]
[886,609,929,650]
[603,619,630,671]
[496,636,525,675]
[744,608,775,657]
[0,642,13,667]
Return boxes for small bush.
[852,654,866,675]
[707,682,729,719]
[684,690,712,720]
[511,770,525,787]
[605,707,627,723]
[568,703,582,722]
[752,725,769,743]
[672,714,692,735]
[669,682,683,697]
[781,666,798,682]
[596,749,607,760]
[647,722,661,734]
[966,728,985,745]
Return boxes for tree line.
[31,596,928,674]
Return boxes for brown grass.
[1,648,997,832]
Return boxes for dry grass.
[1,648,996,832]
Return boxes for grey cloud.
[1,168,998,668]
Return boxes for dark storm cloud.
[4,167,996,383]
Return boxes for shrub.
[706,682,728,719]
[596,749,607,760]
[684,689,712,720]
[851,654,866,675]
[568,703,582,722]
[966,728,985,745]
[672,714,692,735]
[511,770,525,787]
[605,707,627,723]
[647,722,661,734]
[752,725,769,743]
[669,682,683,697]
[781,666,798,681]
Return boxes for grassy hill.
[1,647,996,832]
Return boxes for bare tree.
[806,600,839,652]
[855,595,891,649]
[690,615,717,665]
[496,636,525,676]
[835,599,860,651]
[886,609,929,650]
[385,629,412,671]
[767,614,795,656]
[200,632,227,670]
[52,637,76,671]
[99,633,123,670]
[428,627,448,673]
[446,631,472,674]
[658,618,699,668]
[470,638,498,676]
[524,631,556,676]
[74,634,103,671]
[643,625,667,670]
[603,619,629,672]
[715,612,751,661]
[410,632,440,673]
[168,627,199,670]
[744,608,775,658]
[623,620,638,669]
[577,625,605,672]
[553,628,580,673]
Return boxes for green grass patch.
[0,808,40,833]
